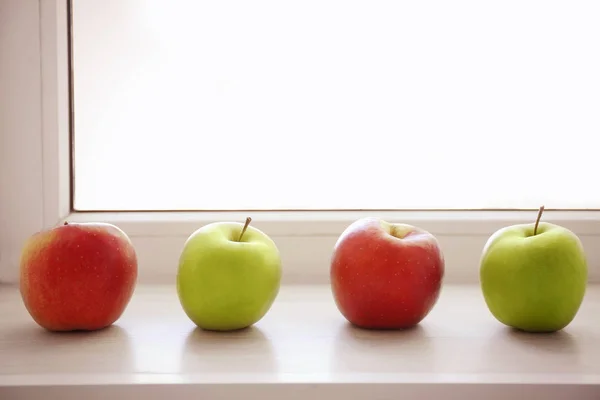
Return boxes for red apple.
[19,221,138,332]
[330,217,444,329]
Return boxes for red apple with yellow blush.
[19,221,138,332]
[330,217,445,329]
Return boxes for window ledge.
[1,284,599,399]
[64,209,600,237]
[44,210,600,286]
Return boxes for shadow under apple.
[180,325,277,375]
[502,326,580,354]
[0,323,135,375]
[474,325,582,375]
[329,321,437,375]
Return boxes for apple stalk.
[238,217,252,242]
[533,205,545,236]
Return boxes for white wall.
[0,0,45,282]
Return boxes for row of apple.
[18,206,588,334]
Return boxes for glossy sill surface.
[0,284,599,398]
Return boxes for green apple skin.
[176,222,282,331]
[480,222,587,333]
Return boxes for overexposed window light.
[72,0,600,211]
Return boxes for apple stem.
[63,221,69,226]
[533,205,545,236]
[238,217,252,242]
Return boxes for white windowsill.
[1,284,599,399]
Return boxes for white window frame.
[1,0,599,285]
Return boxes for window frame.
[1,0,599,285]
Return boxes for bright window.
[71,0,600,211]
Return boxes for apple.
[19,221,138,332]
[480,206,588,333]
[176,217,282,331]
[330,217,445,329]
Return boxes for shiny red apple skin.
[19,222,138,332]
[330,217,445,329]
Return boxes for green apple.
[480,206,587,333]
[177,217,282,331]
